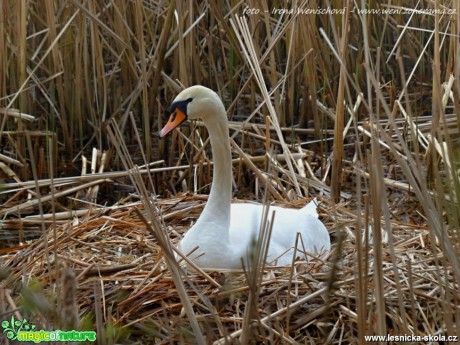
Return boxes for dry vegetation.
[1,1,460,344]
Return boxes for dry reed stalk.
[0,162,164,192]
[330,0,351,203]
[107,116,208,343]
[231,15,303,196]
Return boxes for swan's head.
[159,85,226,137]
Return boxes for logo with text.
[2,316,96,343]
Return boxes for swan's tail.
[301,198,320,218]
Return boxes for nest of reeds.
[1,188,456,344]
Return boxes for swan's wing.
[229,203,262,244]
[268,204,330,264]
[229,202,330,266]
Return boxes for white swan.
[159,85,330,269]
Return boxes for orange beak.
[159,108,187,137]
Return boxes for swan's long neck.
[194,113,232,240]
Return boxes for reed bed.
[1,0,460,344]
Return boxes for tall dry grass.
[1,0,459,343]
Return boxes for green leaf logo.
[1,315,37,341]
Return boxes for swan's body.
[160,85,330,269]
